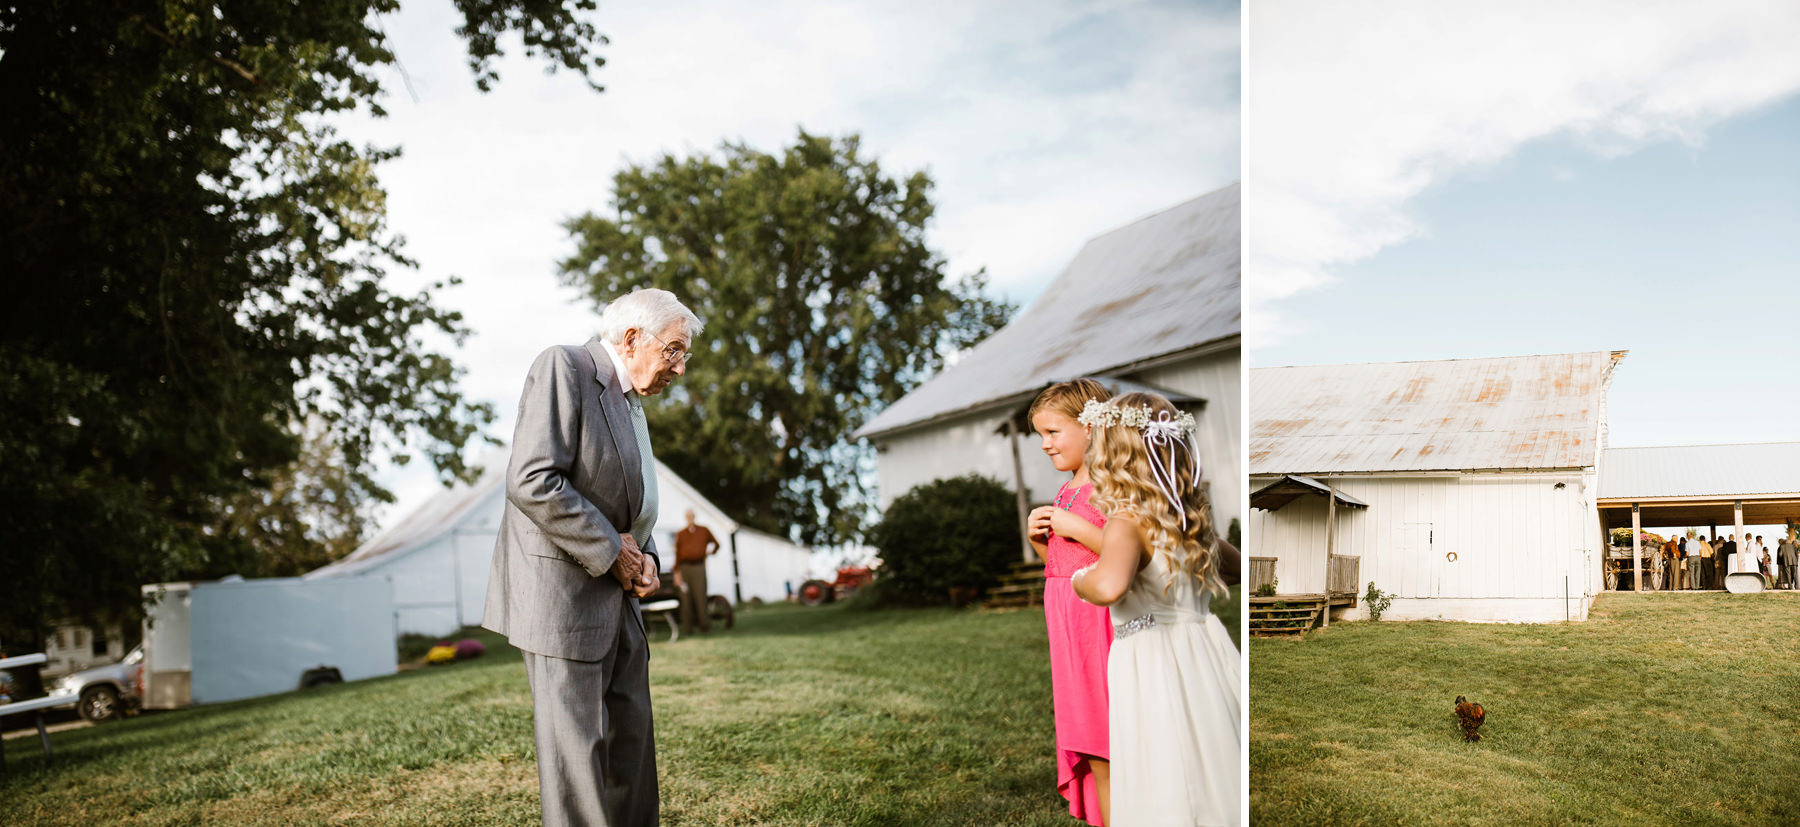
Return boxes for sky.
[1246,1,1800,535]
[340,0,1242,527]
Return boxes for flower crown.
[1077,399,1196,435]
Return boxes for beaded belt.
[1114,613,1158,639]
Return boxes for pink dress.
[1043,481,1111,826]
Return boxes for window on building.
[93,629,109,656]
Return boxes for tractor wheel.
[707,595,736,629]
[799,579,835,606]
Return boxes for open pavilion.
[1596,442,1800,591]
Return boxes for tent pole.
[729,530,743,606]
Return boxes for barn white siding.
[1138,349,1242,533]
[1250,472,1604,622]
[874,408,1078,510]
[872,348,1239,537]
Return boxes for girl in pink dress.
[1027,379,1114,826]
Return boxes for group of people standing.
[1656,532,1800,590]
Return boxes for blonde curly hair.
[1085,392,1222,598]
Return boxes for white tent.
[307,452,815,636]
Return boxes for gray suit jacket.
[483,339,659,661]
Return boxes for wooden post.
[1734,500,1745,576]
[1631,504,1642,593]
[729,529,743,606]
[1324,478,1336,628]
[1005,419,1034,563]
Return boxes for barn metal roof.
[1598,442,1800,500]
[1250,350,1626,475]
[856,182,1240,439]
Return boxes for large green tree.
[0,0,606,642]
[561,131,1014,545]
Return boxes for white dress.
[1106,548,1242,826]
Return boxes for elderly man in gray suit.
[484,288,700,826]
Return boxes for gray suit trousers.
[522,610,658,827]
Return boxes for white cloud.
[1246,0,1800,349]
[333,0,1239,525]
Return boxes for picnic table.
[1,653,72,773]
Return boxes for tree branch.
[131,15,262,86]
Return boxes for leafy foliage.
[1363,581,1394,621]
[865,474,1021,605]
[213,421,381,577]
[560,131,1013,544]
[0,0,607,641]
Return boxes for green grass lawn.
[1251,592,1800,826]
[2,596,1237,826]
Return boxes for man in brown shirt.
[674,510,720,635]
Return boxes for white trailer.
[140,576,397,709]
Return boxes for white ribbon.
[1142,411,1200,530]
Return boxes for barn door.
[1400,522,1435,597]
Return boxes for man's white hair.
[598,288,702,345]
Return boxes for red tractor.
[798,566,874,606]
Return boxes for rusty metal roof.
[856,183,1240,439]
[1598,442,1800,499]
[1250,351,1626,475]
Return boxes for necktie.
[625,391,659,548]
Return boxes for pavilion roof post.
[1734,500,1745,575]
[1631,504,1642,593]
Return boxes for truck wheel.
[707,595,736,629]
[79,685,120,722]
[799,580,834,606]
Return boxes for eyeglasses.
[644,331,693,365]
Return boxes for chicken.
[1454,695,1485,742]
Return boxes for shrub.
[1364,581,1394,621]
[866,474,1022,605]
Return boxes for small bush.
[866,474,1022,605]
[1364,581,1394,621]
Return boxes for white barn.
[855,184,1242,548]
[307,452,815,636]
[1248,351,1627,623]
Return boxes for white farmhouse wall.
[872,349,1240,532]
[873,408,1070,510]
[1248,472,1604,622]
[1137,349,1241,533]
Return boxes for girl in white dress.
[1071,392,1241,826]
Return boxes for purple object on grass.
[453,639,486,659]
